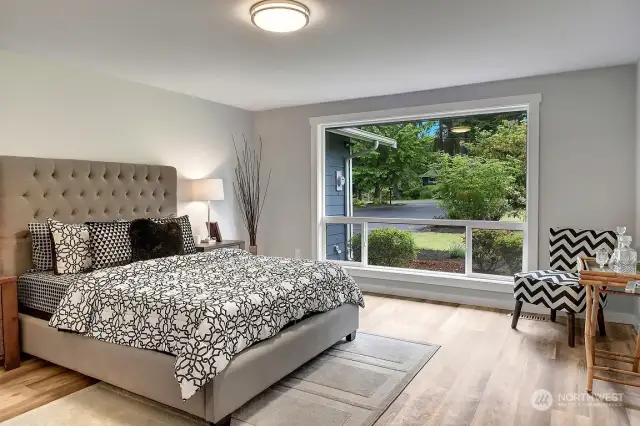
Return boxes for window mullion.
[361,222,369,267]
[465,226,473,275]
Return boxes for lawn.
[500,213,525,222]
[408,212,523,252]
[410,231,463,251]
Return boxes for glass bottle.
[609,226,627,270]
[614,235,637,274]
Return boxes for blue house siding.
[325,132,349,260]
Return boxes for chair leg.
[567,313,576,347]
[597,308,606,337]
[511,300,523,329]
[550,309,557,323]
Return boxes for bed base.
[211,414,231,426]
[19,304,359,424]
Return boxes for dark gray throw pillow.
[129,219,184,262]
[152,215,197,254]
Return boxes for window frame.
[310,94,541,285]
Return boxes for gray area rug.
[4,333,439,426]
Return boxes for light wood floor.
[2,294,640,425]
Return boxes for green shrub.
[464,119,527,215]
[403,186,432,200]
[448,242,466,259]
[430,154,515,220]
[380,187,392,204]
[353,199,367,208]
[468,230,523,275]
[350,228,417,267]
[419,187,433,199]
[404,187,421,200]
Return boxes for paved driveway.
[353,200,445,231]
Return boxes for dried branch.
[233,135,271,247]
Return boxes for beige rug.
[4,333,438,426]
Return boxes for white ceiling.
[1,0,639,111]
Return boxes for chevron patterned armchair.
[511,227,617,347]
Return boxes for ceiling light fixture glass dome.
[250,0,310,33]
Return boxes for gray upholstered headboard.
[0,156,177,276]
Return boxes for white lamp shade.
[192,179,224,201]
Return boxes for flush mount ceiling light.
[250,0,310,33]
[450,126,472,134]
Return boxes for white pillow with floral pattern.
[47,218,92,274]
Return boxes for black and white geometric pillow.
[47,218,92,275]
[28,222,54,271]
[87,221,132,269]
[153,215,197,254]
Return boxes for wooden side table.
[195,240,246,252]
[579,258,640,392]
[0,276,19,371]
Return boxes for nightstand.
[196,240,246,252]
[0,276,19,371]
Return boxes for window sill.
[343,265,514,294]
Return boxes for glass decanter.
[609,226,627,270]
[614,235,637,274]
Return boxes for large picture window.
[312,95,540,283]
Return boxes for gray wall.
[636,60,640,322]
[0,51,254,241]
[637,60,640,253]
[255,64,638,317]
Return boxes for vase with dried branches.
[233,135,271,255]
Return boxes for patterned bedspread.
[48,249,364,399]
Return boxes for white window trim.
[310,94,541,287]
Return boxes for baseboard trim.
[359,282,639,326]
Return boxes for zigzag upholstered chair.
[512,227,616,347]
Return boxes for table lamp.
[191,178,224,243]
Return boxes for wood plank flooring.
[0,358,97,422]
[2,294,640,425]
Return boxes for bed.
[0,155,361,425]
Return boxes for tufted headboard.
[0,156,177,276]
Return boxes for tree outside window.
[348,112,527,276]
